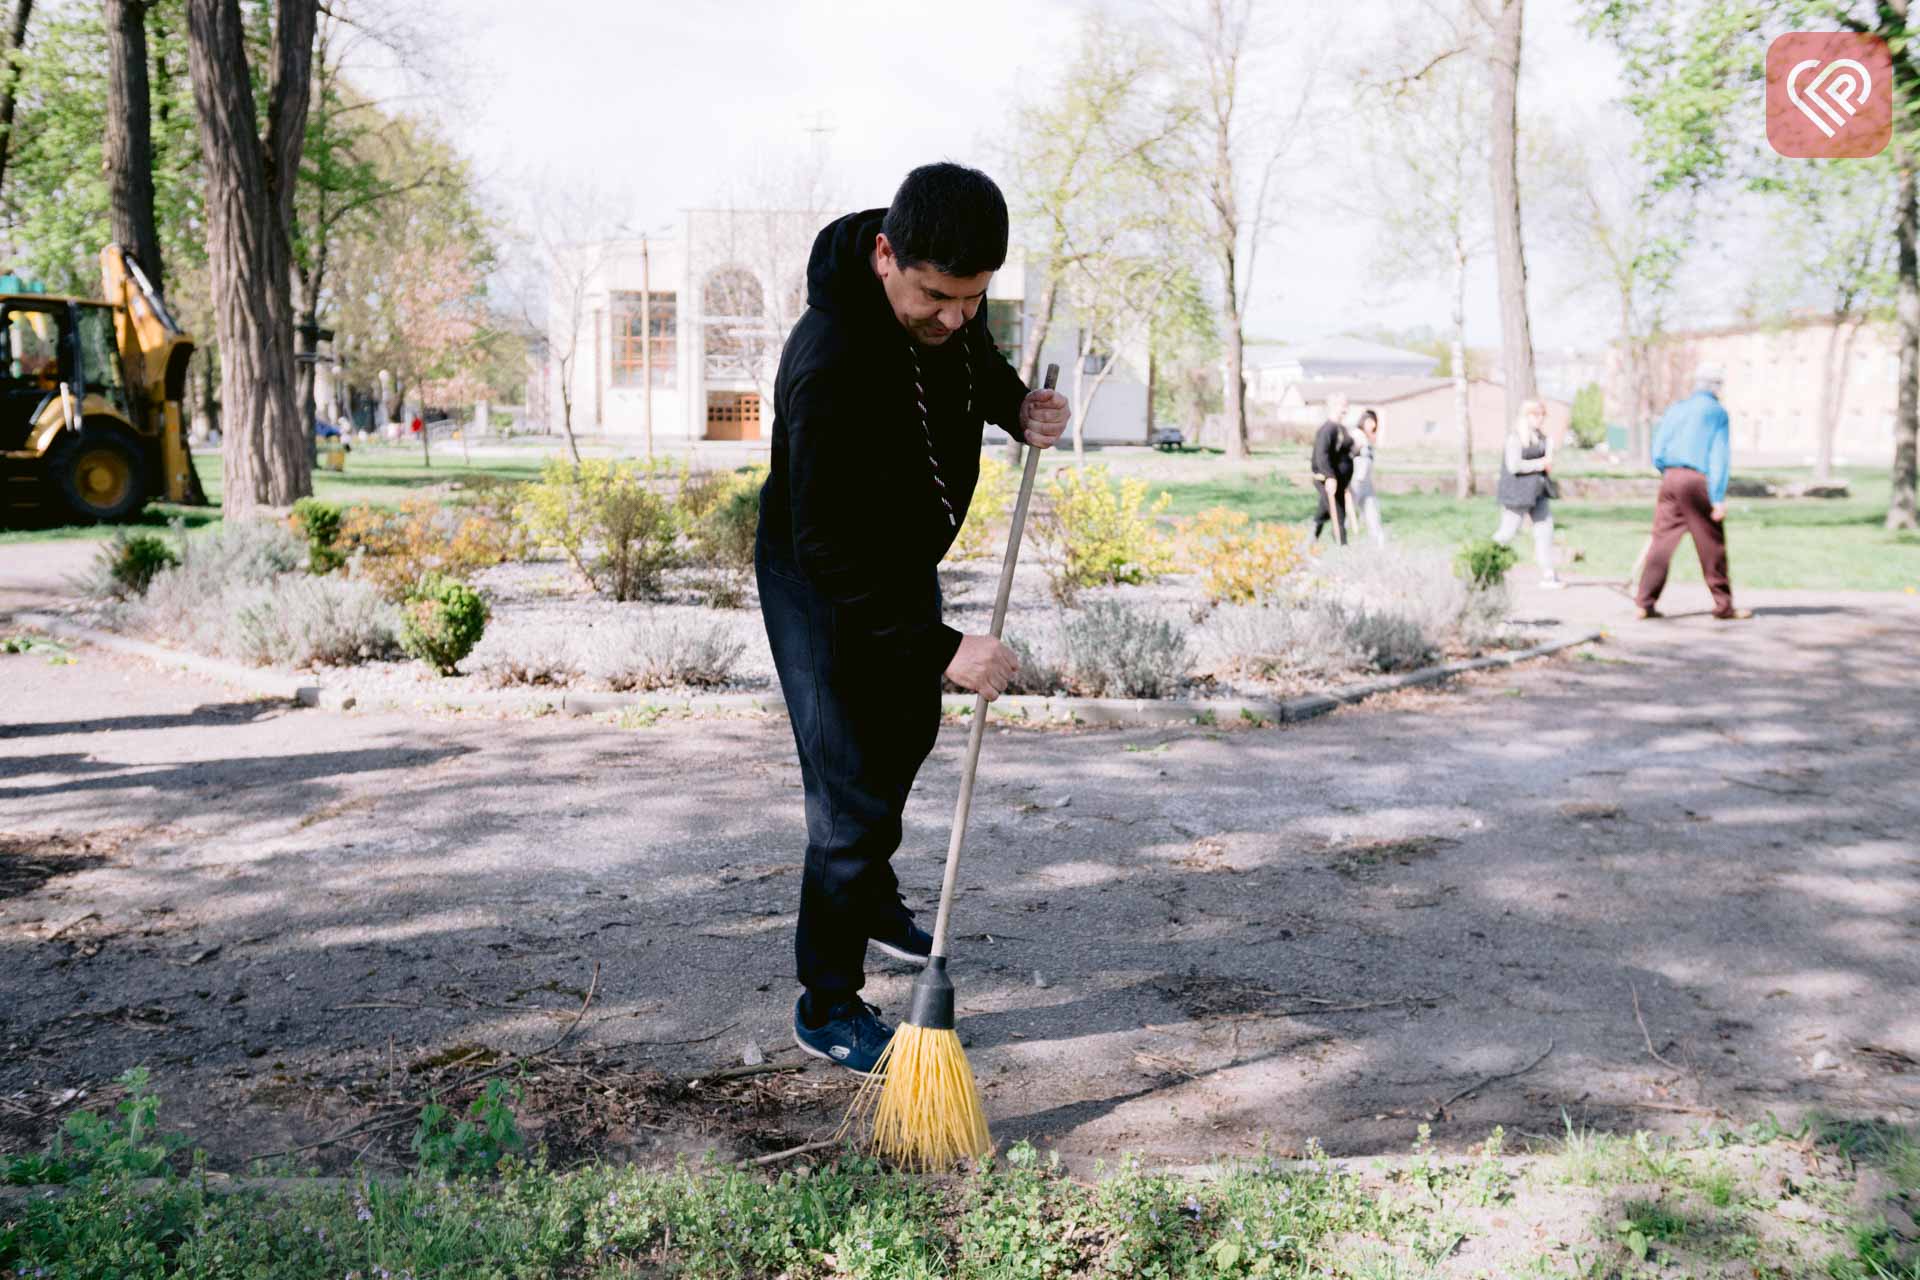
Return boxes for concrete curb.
[12,611,1603,729]
[13,611,320,704]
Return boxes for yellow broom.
[842,362,1060,1169]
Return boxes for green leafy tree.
[1569,380,1607,447]
[1587,0,1920,527]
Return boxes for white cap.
[1695,364,1725,390]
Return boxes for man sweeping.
[756,163,1070,1075]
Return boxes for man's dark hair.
[882,162,1008,277]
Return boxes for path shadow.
[0,699,298,740]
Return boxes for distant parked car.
[1150,427,1186,452]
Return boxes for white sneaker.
[1540,576,1566,590]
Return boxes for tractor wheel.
[46,423,149,523]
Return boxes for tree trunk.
[1222,286,1247,460]
[186,0,317,515]
[1891,159,1918,530]
[1451,235,1475,498]
[1815,315,1853,484]
[0,0,34,206]
[105,0,164,295]
[1071,335,1088,465]
[1010,272,1060,462]
[1485,0,1538,408]
[556,354,582,467]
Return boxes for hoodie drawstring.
[905,329,974,530]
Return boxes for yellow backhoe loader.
[0,244,200,524]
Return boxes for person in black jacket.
[756,163,1070,1075]
[1310,393,1355,544]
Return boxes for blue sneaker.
[869,897,933,964]
[793,996,894,1076]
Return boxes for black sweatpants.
[757,556,940,1001]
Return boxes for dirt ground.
[1,567,1916,1177]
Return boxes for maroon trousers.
[1637,467,1734,615]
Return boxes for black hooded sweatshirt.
[756,209,1030,681]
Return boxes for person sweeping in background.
[756,162,1069,1077]
[1311,393,1355,544]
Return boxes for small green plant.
[399,573,490,676]
[1454,536,1520,590]
[1470,1126,1513,1206]
[290,497,345,573]
[411,1078,525,1176]
[1,633,72,663]
[90,530,179,598]
[12,1067,185,1186]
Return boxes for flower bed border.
[15,611,1603,727]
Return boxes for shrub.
[683,466,764,607]
[399,573,490,676]
[84,530,179,599]
[224,574,400,667]
[340,497,511,601]
[1003,630,1069,696]
[466,612,747,692]
[578,613,745,690]
[947,453,1014,561]
[1181,506,1306,604]
[1034,465,1174,602]
[290,497,345,573]
[460,474,535,560]
[1059,599,1194,697]
[1454,536,1519,590]
[1203,545,1512,680]
[136,519,307,653]
[520,459,679,601]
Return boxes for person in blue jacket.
[1634,366,1752,620]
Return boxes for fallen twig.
[687,1063,801,1086]
[1631,983,1683,1071]
[599,1020,739,1052]
[740,1137,840,1167]
[44,911,99,941]
[1436,1039,1554,1116]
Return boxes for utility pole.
[642,233,654,460]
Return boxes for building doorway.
[705,390,761,441]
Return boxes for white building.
[546,209,1151,448]
[1244,336,1442,407]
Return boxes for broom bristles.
[840,1023,991,1169]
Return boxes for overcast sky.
[367,0,1649,353]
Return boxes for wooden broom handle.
[929,363,1058,961]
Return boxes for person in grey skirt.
[1348,408,1385,546]
[1491,398,1562,587]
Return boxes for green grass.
[0,444,549,546]
[4,1072,1915,1279]
[11,442,1920,593]
[1049,449,1920,593]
